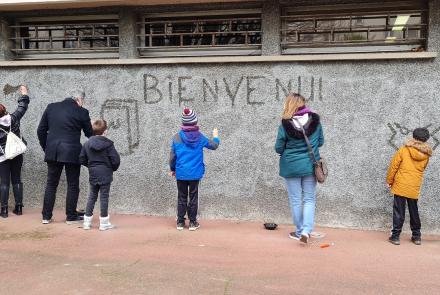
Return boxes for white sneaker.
[300,232,309,244]
[83,215,93,230]
[99,215,115,231]
[42,219,53,224]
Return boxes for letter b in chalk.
[144,74,163,104]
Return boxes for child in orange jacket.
[386,128,432,245]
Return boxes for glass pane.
[352,16,386,28]
[317,18,350,29]
[287,21,314,31]
[299,32,329,42]
[334,32,368,42]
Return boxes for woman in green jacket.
[275,93,324,243]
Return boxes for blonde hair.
[281,93,306,119]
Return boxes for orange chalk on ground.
[320,243,330,248]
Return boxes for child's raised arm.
[204,128,220,150]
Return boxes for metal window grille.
[9,19,119,59]
[137,13,262,57]
[281,3,428,54]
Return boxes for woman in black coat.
[0,86,30,218]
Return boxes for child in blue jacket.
[169,108,219,231]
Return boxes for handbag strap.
[291,118,319,166]
[0,127,9,135]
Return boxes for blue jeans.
[285,176,317,236]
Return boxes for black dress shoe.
[65,215,84,225]
[1,206,8,218]
[411,237,422,245]
[388,236,400,245]
[13,204,23,215]
[75,210,85,217]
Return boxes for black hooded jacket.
[79,136,120,185]
[0,95,30,156]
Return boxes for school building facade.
[0,0,439,232]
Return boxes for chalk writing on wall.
[144,74,323,106]
[387,123,439,151]
[101,99,140,156]
[3,84,20,97]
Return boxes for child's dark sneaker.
[176,222,185,231]
[288,232,300,241]
[189,221,200,231]
[411,237,421,245]
[388,236,400,245]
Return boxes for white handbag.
[0,127,27,160]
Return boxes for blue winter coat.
[275,113,324,178]
[169,129,220,180]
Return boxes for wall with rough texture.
[0,56,439,232]
[0,0,438,233]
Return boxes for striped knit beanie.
[181,108,198,126]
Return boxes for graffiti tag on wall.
[387,123,440,151]
[101,99,140,155]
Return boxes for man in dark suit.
[37,90,93,224]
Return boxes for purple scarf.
[181,125,199,132]
[294,106,312,116]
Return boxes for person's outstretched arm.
[204,128,220,150]
[11,86,30,122]
[81,109,93,138]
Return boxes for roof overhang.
[0,0,252,11]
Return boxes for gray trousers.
[85,183,111,217]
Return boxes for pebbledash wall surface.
[0,0,440,233]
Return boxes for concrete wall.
[0,0,439,233]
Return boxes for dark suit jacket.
[37,98,93,164]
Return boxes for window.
[137,10,262,57]
[10,16,119,59]
[281,1,428,54]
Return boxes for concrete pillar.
[0,18,14,61]
[261,0,281,56]
[119,8,138,59]
[427,0,440,51]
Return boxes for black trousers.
[391,195,421,239]
[0,155,23,185]
[42,161,81,220]
[177,180,199,223]
[85,183,111,217]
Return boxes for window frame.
[280,2,429,54]
[137,9,262,57]
[9,15,120,60]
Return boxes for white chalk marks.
[101,100,140,156]
[144,74,323,106]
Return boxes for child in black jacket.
[79,119,120,230]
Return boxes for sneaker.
[388,236,400,245]
[288,232,300,241]
[42,218,53,224]
[300,232,309,244]
[66,215,84,225]
[411,237,421,245]
[176,222,185,231]
[189,221,200,231]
